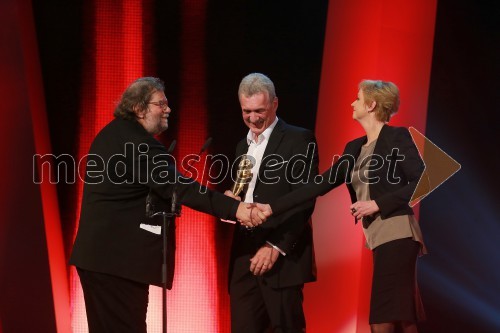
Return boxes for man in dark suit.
[226,73,319,332]
[70,77,268,333]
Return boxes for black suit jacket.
[70,118,239,288]
[229,119,319,289]
[271,125,425,223]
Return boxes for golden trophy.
[231,156,254,196]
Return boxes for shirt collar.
[246,117,279,145]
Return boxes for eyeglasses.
[148,100,169,110]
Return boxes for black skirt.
[369,237,424,324]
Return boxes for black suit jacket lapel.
[348,136,366,161]
[235,138,249,158]
[256,119,286,183]
[348,124,391,162]
[371,124,389,158]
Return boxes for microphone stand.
[146,139,179,333]
[151,200,179,333]
[146,137,212,333]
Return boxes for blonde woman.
[261,80,426,333]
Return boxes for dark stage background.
[0,0,498,332]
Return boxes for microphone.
[170,137,212,215]
[167,139,177,154]
[199,137,212,155]
[145,195,154,218]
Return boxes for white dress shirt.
[243,117,286,255]
[243,116,278,203]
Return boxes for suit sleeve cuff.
[266,241,286,256]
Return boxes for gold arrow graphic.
[409,127,461,207]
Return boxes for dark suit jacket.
[229,119,319,289]
[70,117,239,288]
[271,125,425,223]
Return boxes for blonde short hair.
[359,80,400,122]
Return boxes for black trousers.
[77,268,149,333]
[230,258,305,333]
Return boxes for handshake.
[226,191,273,228]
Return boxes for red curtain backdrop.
[70,1,157,331]
[1,0,436,332]
[68,0,227,332]
[306,0,436,332]
[156,0,229,331]
[0,0,70,332]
